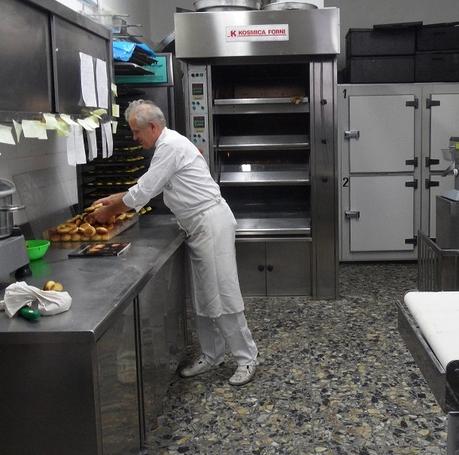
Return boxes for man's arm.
[93,192,126,207]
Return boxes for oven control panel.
[187,65,209,164]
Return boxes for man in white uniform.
[90,100,258,386]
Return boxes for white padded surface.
[404,291,459,369]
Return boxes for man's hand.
[86,192,129,225]
[89,205,117,225]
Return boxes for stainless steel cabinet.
[98,305,140,455]
[339,85,421,261]
[236,241,266,295]
[99,248,186,453]
[138,246,186,439]
[339,83,459,261]
[0,302,142,455]
[0,0,112,122]
[1,340,101,454]
[348,95,416,173]
[0,245,186,455]
[236,239,311,296]
[349,175,415,252]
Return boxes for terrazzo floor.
[146,262,447,454]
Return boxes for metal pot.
[0,178,25,239]
[262,0,323,10]
[194,0,261,11]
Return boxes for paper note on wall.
[43,114,59,130]
[60,114,79,127]
[13,120,22,142]
[22,120,48,140]
[86,130,97,161]
[66,127,77,166]
[102,122,113,157]
[91,109,107,119]
[74,125,87,164]
[77,118,94,131]
[85,116,100,130]
[56,119,70,137]
[96,59,109,109]
[67,125,87,166]
[0,124,15,145]
[101,123,107,158]
[79,52,97,107]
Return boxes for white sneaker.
[179,355,221,378]
[228,364,256,386]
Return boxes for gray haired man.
[90,100,258,386]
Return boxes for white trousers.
[196,311,258,366]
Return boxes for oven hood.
[174,7,340,59]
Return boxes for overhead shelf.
[215,97,308,105]
[219,164,309,186]
[213,97,309,115]
[90,156,147,165]
[83,166,145,177]
[114,62,154,76]
[235,216,311,236]
[217,134,310,151]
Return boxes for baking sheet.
[68,242,131,257]
[43,214,138,242]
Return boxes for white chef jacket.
[122,127,244,318]
[123,127,221,219]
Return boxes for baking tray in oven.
[219,163,309,186]
[217,134,310,151]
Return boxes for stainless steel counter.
[0,215,187,455]
[0,215,185,341]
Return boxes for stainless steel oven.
[175,7,339,297]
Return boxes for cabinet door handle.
[425,179,440,189]
[425,157,440,167]
[345,210,360,219]
[257,265,265,272]
[344,130,360,140]
[267,265,274,272]
[405,180,418,189]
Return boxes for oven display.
[193,116,205,129]
[192,83,204,97]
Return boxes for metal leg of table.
[448,412,459,455]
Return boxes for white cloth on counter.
[0,281,72,318]
[404,291,459,369]
[122,127,221,219]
